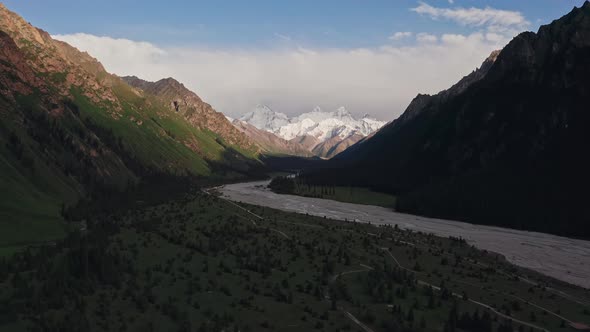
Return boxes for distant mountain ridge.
[303,1,590,237]
[236,104,386,158]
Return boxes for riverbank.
[219,180,590,289]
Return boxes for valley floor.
[220,180,590,290]
[1,185,589,332]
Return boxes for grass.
[0,80,260,250]
[1,189,587,332]
[1,34,266,256]
[0,123,74,248]
[293,183,397,208]
[72,87,212,177]
[0,245,28,258]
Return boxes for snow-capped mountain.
[239,105,386,142]
[239,105,290,133]
[233,105,386,158]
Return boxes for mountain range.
[301,1,590,237]
[0,0,381,247]
[3,3,590,332]
[235,105,385,158]
[2,0,590,242]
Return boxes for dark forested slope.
[303,2,590,237]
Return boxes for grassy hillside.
[0,82,263,250]
[0,190,587,332]
[0,4,263,250]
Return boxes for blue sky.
[3,1,586,119]
[4,0,580,48]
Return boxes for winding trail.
[326,264,376,332]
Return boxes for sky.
[3,0,585,120]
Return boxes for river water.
[219,180,590,289]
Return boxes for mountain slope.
[121,76,255,152]
[231,119,313,156]
[0,3,261,247]
[290,135,320,151]
[304,2,590,237]
[311,133,364,159]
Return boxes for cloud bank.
[54,4,523,120]
[412,2,530,34]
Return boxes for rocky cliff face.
[0,3,120,108]
[0,30,44,98]
[306,2,590,237]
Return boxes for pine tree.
[407,308,414,322]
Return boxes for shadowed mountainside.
[302,2,590,237]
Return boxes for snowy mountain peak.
[335,106,350,117]
[311,106,323,113]
[239,104,289,132]
[253,104,274,114]
[237,105,386,143]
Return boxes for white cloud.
[389,31,413,41]
[416,32,438,43]
[441,33,467,44]
[273,33,292,42]
[54,33,167,63]
[485,32,504,43]
[411,2,529,31]
[53,32,510,120]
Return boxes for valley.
[1,184,589,332]
[220,180,590,289]
[1,1,590,332]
